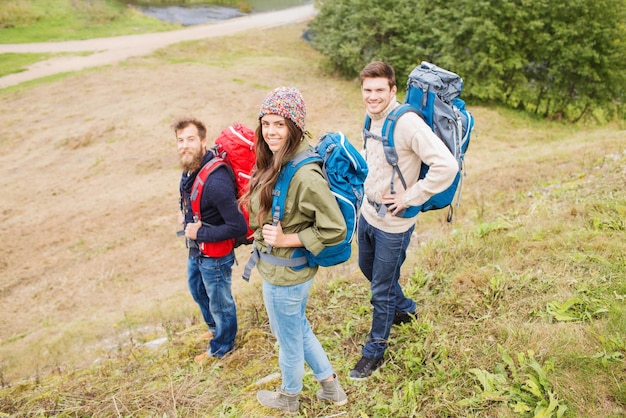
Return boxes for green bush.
[309,0,626,122]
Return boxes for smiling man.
[350,61,458,380]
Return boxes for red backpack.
[190,124,256,257]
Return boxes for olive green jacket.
[249,142,346,286]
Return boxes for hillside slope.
[1,23,624,417]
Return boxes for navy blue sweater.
[180,151,248,258]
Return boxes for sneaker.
[349,355,383,380]
[257,389,299,414]
[393,310,417,325]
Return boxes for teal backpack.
[363,62,475,222]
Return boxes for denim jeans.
[358,215,416,359]
[187,252,237,357]
[187,262,216,334]
[262,278,334,394]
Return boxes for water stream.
[128,0,312,26]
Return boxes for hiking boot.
[195,346,234,363]
[194,351,213,364]
[393,310,417,325]
[257,389,299,414]
[199,331,213,340]
[316,374,348,406]
[349,355,383,380]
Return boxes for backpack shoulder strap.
[368,104,423,193]
[207,146,237,180]
[381,104,423,148]
[190,157,227,219]
[362,113,383,150]
[271,149,322,224]
[363,114,372,132]
[264,149,322,255]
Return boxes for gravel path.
[0,4,315,89]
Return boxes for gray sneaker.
[257,389,299,414]
[316,374,348,406]
[349,355,383,380]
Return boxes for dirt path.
[0,4,316,89]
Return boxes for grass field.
[0,2,625,417]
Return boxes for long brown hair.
[241,117,304,225]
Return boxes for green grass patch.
[0,52,52,77]
[0,0,180,43]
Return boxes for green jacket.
[249,142,346,286]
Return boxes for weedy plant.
[462,347,567,417]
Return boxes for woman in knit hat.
[242,86,348,413]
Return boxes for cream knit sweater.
[361,98,458,233]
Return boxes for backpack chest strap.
[242,243,309,281]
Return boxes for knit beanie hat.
[258,86,306,133]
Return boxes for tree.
[309,0,626,121]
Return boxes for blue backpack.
[363,61,475,222]
[242,131,368,281]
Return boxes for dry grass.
[1,22,625,417]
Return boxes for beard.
[179,148,204,173]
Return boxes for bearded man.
[174,117,247,362]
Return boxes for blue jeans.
[187,263,216,334]
[187,252,237,357]
[262,279,334,394]
[358,215,416,359]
